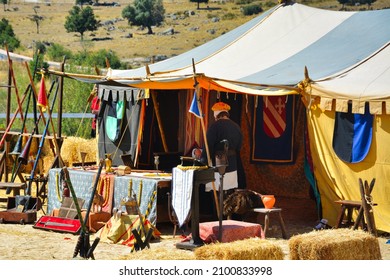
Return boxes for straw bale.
[60,136,98,166]
[194,237,284,260]
[118,245,196,260]
[288,228,382,260]
[41,136,98,173]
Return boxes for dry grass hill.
[1,0,389,66]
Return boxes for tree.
[0,18,20,51]
[361,0,377,9]
[190,0,208,10]
[29,8,44,34]
[76,0,91,8]
[338,0,350,10]
[122,0,165,35]
[64,6,98,41]
[1,0,7,12]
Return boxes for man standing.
[201,101,244,193]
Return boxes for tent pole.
[134,99,146,168]
[195,88,221,219]
[192,58,220,219]
[151,90,169,153]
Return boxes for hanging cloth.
[332,103,373,163]
[106,99,125,142]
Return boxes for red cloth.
[91,96,100,129]
[37,75,48,111]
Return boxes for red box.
[199,220,263,243]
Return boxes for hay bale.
[194,238,284,260]
[41,136,98,172]
[60,136,98,166]
[288,228,382,260]
[118,246,196,260]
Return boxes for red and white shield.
[262,96,287,138]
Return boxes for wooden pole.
[24,62,48,128]
[134,99,146,167]
[24,62,57,156]
[151,90,169,152]
[359,178,377,236]
[4,62,12,182]
[57,57,66,139]
[6,66,11,130]
[26,70,63,167]
[192,58,220,219]
[5,45,25,126]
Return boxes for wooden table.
[47,168,172,225]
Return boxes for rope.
[364,193,374,207]
[144,189,157,221]
[74,100,91,138]
[176,165,208,171]
[55,171,63,203]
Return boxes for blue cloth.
[333,103,373,163]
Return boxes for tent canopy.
[51,2,390,102]
[303,43,390,114]
[47,2,390,232]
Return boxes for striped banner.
[263,96,287,138]
[251,95,295,163]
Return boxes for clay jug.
[261,195,276,209]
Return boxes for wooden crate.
[0,196,38,224]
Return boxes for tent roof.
[303,43,390,114]
[51,3,390,106]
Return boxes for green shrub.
[241,4,263,16]
[72,49,123,69]
[235,0,258,5]
[46,43,73,63]
[222,12,237,20]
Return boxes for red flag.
[262,96,287,138]
[37,74,48,112]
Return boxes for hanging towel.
[172,168,194,228]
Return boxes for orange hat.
[212,102,230,118]
[211,102,230,112]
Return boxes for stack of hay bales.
[194,238,284,260]
[289,228,382,260]
[42,136,98,172]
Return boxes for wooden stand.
[334,178,377,236]
[175,168,215,250]
[334,200,363,228]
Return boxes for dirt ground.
[0,196,389,260]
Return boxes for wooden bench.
[251,207,288,239]
[0,182,26,196]
[0,182,26,203]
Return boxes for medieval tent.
[50,2,390,232]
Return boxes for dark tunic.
[201,118,242,173]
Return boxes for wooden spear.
[191,58,220,219]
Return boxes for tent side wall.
[306,107,390,233]
[240,95,312,200]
